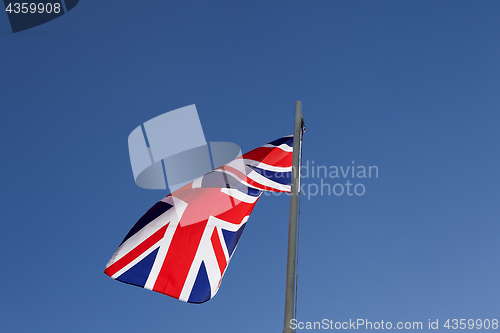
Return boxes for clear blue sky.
[1,1,499,332]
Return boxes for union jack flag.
[104,135,293,303]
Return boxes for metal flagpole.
[283,101,303,333]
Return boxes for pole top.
[295,101,305,129]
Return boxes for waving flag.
[105,135,293,303]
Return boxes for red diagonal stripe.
[211,228,227,275]
[241,147,292,167]
[104,223,169,277]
